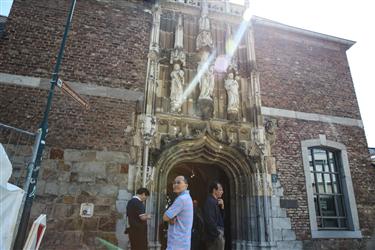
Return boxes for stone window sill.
[312,230,362,239]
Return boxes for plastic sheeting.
[0,183,24,250]
[0,144,25,250]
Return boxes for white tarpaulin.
[0,144,25,250]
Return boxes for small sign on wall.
[80,203,94,218]
[271,174,278,183]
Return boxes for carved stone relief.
[169,15,186,113]
[170,63,185,112]
[224,71,240,117]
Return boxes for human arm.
[163,197,183,222]
[127,199,147,229]
[139,213,152,221]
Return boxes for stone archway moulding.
[147,133,272,250]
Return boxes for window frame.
[309,147,347,230]
[301,135,362,238]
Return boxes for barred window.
[309,148,347,230]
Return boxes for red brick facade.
[0,0,151,90]
[254,24,361,119]
[253,22,374,249]
[272,118,374,248]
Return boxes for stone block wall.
[28,147,131,249]
[271,179,303,250]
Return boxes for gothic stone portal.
[147,135,271,250]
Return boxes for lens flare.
[175,51,217,108]
[243,8,252,22]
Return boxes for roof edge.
[251,16,356,49]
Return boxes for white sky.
[1,0,374,147]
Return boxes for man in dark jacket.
[126,188,151,250]
[191,200,204,250]
[203,181,225,250]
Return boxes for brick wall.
[0,0,151,90]
[272,117,375,248]
[254,24,361,119]
[0,84,136,151]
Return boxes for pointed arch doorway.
[149,134,266,250]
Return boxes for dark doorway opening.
[163,162,232,250]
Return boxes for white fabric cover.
[0,144,12,185]
[0,144,25,250]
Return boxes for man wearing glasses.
[163,176,193,250]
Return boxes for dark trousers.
[206,229,225,250]
[129,227,148,250]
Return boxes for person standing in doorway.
[203,181,225,250]
[126,188,151,250]
[163,176,193,250]
[191,200,204,250]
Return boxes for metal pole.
[10,130,41,250]
[142,144,150,187]
[13,0,77,248]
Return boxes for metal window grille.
[0,122,36,189]
[309,147,348,230]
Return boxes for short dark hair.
[136,187,150,196]
[176,175,189,185]
[208,181,221,194]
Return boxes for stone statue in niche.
[197,52,215,119]
[170,63,185,112]
[225,71,240,115]
[198,62,215,101]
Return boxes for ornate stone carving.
[170,50,186,67]
[170,63,185,112]
[170,14,186,113]
[248,142,263,159]
[265,118,277,144]
[196,0,213,51]
[141,115,157,145]
[150,6,161,52]
[197,51,215,119]
[170,15,186,66]
[225,71,240,116]
[174,15,183,49]
[212,127,224,141]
